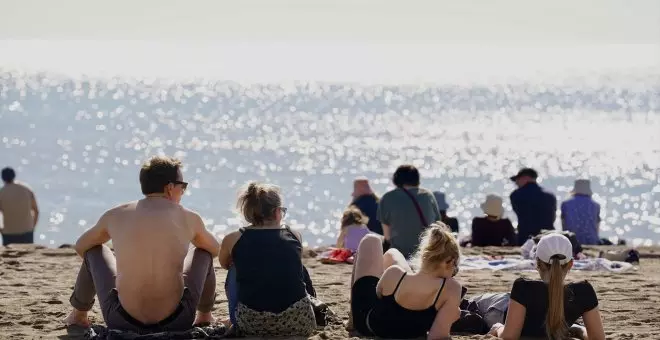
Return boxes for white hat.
[533,233,573,265]
[572,179,593,196]
[480,194,504,218]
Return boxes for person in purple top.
[561,179,601,245]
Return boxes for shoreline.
[1,244,659,339]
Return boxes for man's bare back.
[67,156,220,329]
[106,197,199,323]
[0,181,38,235]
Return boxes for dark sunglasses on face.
[280,207,288,217]
[450,258,459,277]
[172,180,188,191]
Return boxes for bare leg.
[382,248,412,272]
[348,235,410,331]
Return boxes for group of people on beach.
[1,157,607,339]
[342,165,605,257]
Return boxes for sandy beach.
[1,244,659,339]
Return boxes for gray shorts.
[466,293,510,328]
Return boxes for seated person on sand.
[337,206,372,252]
[65,156,221,333]
[350,222,462,339]
[378,164,441,258]
[488,233,605,340]
[469,194,516,247]
[350,177,383,235]
[219,182,317,337]
[434,191,459,233]
[561,179,602,245]
[321,206,375,264]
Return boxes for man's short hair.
[392,164,420,187]
[1,167,16,183]
[139,156,182,195]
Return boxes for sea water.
[1,42,659,247]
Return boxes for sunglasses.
[279,207,288,217]
[172,180,188,191]
[450,258,459,277]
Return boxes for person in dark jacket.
[471,194,516,247]
[509,168,557,246]
[433,191,459,233]
[350,177,382,235]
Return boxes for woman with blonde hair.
[489,233,605,340]
[350,223,462,339]
[218,182,316,337]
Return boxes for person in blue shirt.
[509,168,557,246]
[561,179,601,245]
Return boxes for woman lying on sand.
[350,222,462,339]
[489,233,606,340]
[218,182,317,337]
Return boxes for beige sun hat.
[572,179,593,196]
[480,194,504,218]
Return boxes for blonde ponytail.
[545,257,568,340]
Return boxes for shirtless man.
[64,156,220,332]
[0,167,39,246]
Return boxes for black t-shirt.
[509,278,599,337]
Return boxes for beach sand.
[1,244,659,339]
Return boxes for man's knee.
[83,244,107,258]
[193,248,213,260]
[192,248,214,271]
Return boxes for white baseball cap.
[533,233,573,265]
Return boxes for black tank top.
[368,273,445,338]
[231,226,308,313]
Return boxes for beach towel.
[84,324,227,340]
[319,248,354,264]
[459,255,634,273]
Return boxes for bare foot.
[193,312,215,326]
[220,317,232,327]
[64,309,91,328]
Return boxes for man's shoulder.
[381,189,400,200]
[416,187,434,197]
[105,201,138,215]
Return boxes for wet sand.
[1,244,659,339]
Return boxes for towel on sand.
[459,255,634,273]
[84,324,227,340]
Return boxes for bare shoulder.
[221,230,243,248]
[441,277,463,299]
[181,206,204,224]
[379,265,407,293]
[104,201,137,216]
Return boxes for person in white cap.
[470,194,516,247]
[489,233,605,340]
[561,179,601,245]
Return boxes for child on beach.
[321,206,373,264]
[336,206,371,252]
[350,223,462,339]
[488,233,605,340]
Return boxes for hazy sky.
[2,0,659,43]
[1,1,658,82]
